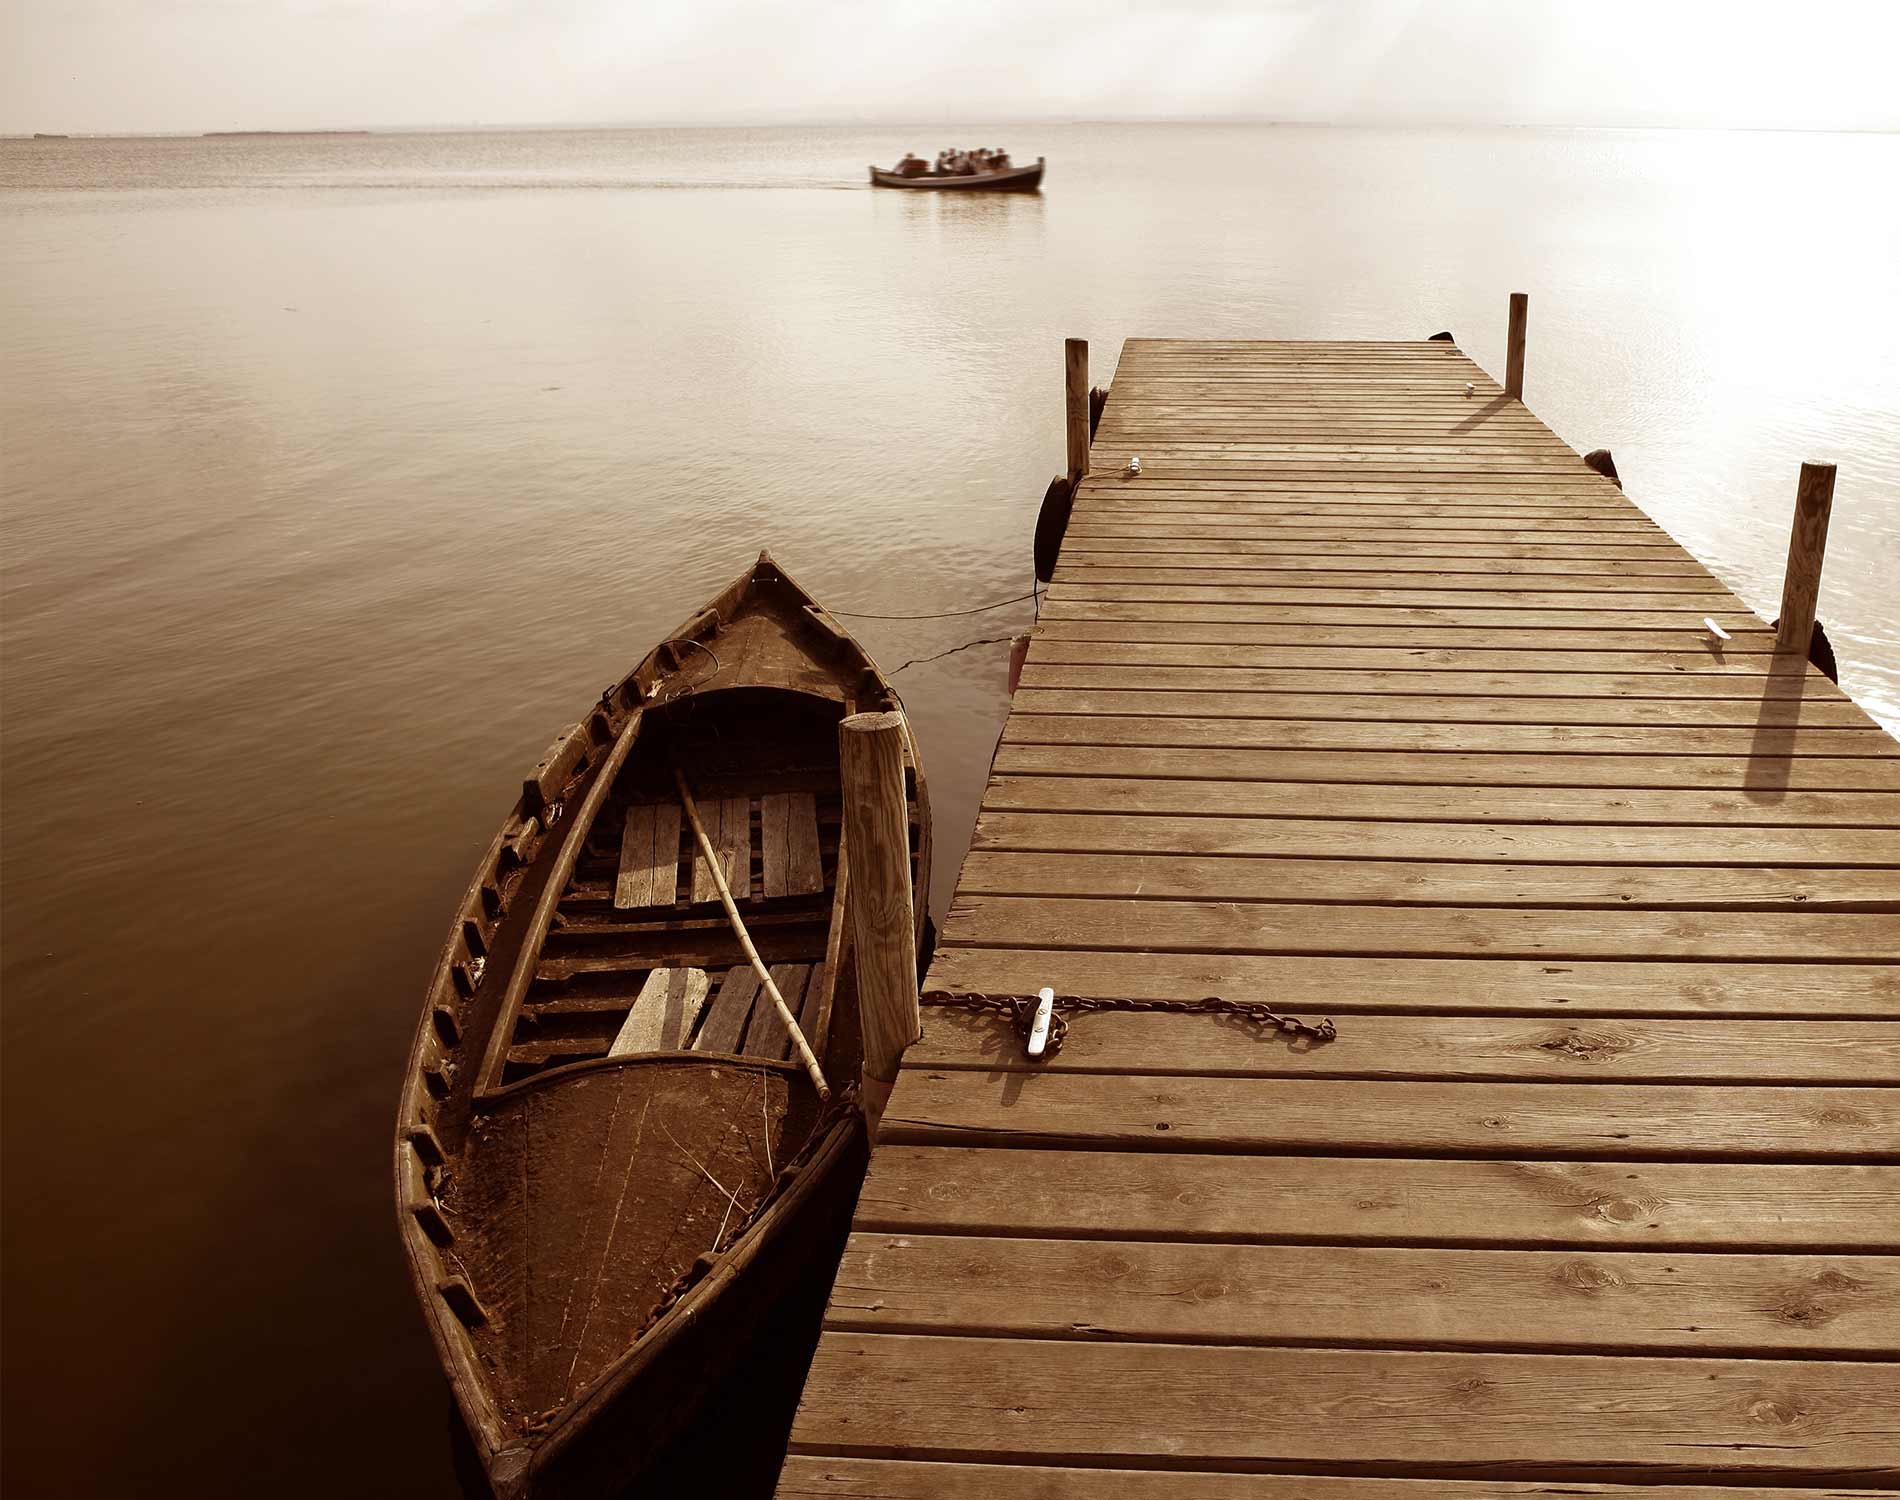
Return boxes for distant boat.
[870,157,1044,192]
[395,551,930,1498]
[32,133,70,140]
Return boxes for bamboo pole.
[838,711,919,1140]
[1505,292,1528,400]
[671,765,829,1100]
[1065,338,1090,479]
[1775,462,1837,656]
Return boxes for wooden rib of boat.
[868,157,1044,192]
[393,551,930,1498]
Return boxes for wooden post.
[1064,338,1090,479]
[838,711,918,1140]
[1776,462,1837,655]
[1504,293,1528,400]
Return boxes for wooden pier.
[779,323,1900,1496]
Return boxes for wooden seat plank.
[741,963,811,1060]
[692,967,761,1054]
[612,800,682,909]
[608,966,710,1055]
[692,795,752,903]
[762,791,825,897]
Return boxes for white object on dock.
[1026,986,1056,1058]
[1124,456,1141,476]
[1464,382,1474,397]
[1703,617,1733,641]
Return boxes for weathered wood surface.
[691,794,751,903]
[780,1463,1896,1500]
[608,966,710,1054]
[761,791,824,898]
[614,801,682,909]
[782,338,1900,1496]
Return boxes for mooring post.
[1065,337,1090,479]
[1505,293,1528,400]
[838,710,920,1142]
[1775,462,1838,655]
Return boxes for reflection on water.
[2,123,1897,1497]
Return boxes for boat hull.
[869,158,1043,192]
[393,553,930,1497]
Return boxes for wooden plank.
[608,966,710,1054]
[925,947,1900,1020]
[1029,641,1789,674]
[1053,550,1716,577]
[1001,713,1896,758]
[1034,600,1773,631]
[741,963,810,1060]
[780,1458,1898,1500]
[879,1072,1900,1159]
[692,795,751,903]
[954,850,1900,913]
[1048,568,1732,598]
[759,790,824,897]
[827,1236,1900,1355]
[970,811,1900,869]
[1037,600,1762,629]
[1046,587,1735,611]
[909,1006,1900,1085]
[852,1146,1900,1248]
[981,775,1900,827]
[1011,689,1874,727]
[693,966,761,1054]
[789,1335,1900,1475]
[1056,566,1740,593]
[941,893,1900,961]
[990,744,1900,792]
[612,801,681,909]
[1060,548,1716,575]
[1017,665,1835,702]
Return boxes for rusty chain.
[920,989,1336,1060]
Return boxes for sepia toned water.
[3,124,1897,1497]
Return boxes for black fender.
[1033,473,1074,584]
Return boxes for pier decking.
[779,336,1900,1495]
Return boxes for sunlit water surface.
[3,124,1896,1497]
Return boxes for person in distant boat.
[991,148,1011,169]
[894,152,927,177]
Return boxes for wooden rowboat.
[393,552,930,1498]
[868,157,1044,192]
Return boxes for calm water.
[3,124,1897,1497]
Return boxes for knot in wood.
[1533,1026,1633,1063]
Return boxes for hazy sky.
[6,0,1898,136]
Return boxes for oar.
[672,764,831,1101]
